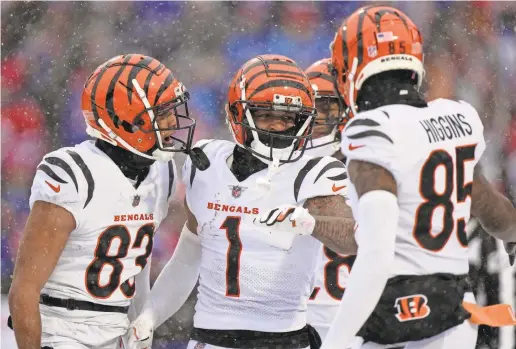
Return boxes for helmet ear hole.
[329,63,345,84]
[229,104,239,119]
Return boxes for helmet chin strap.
[239,74,313,165]
[305,128,340,157]
[348,57,359,117]
[253,156,281,199]
[132,79,173,161]
[235,73,314,196]
[97,118,159,161]
[252,113,313,196]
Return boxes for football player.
[303,58,355,342]
[304,58,346,160]
[126,54,357,349]
[318,5,516,349]
[8,54,199,349]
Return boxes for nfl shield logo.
[367,45,378,58]
[229,185,247,198]
[132,195,140,207]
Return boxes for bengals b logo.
[394,294,431,322]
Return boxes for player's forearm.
[321,248,391,349]
[312,216,357,255]
[141,225,201,328]
[471,172,516,241]
[127,261,151,321]
[303,194,357,254]
[8,290,42,349]
[322,190,398,348]
[476,193,516,241]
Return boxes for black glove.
[504,242,516,266]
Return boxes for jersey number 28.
[310,247,355,301]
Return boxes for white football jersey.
[183,139,348,332]
[342,98,486,276]
[304,146,355,339]
[306,246,355,339]
[30,140,175,324]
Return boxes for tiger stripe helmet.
[331,5,424,116]
[306,58,338,99]
[226,54,316,164]
[81,54,195,161]
[304,58,348,154]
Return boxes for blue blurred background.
[1,1,515,348]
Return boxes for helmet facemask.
[229,96,316,164]
[305,96,343,155]
[132,82,196,161]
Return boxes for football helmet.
[226,54,316,164]
[81,54,195,162]
[331,6,424,116]
[304,58,347,155]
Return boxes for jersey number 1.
[414,145,476,251]
[221,216,242,297]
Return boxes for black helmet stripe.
[307,72,335,83]
[246,70,305,88]
[242,59,298,75]
[153,70,175,105]
[248,79,312,100]
[105,54,133,128]
[90,64,112,127]
[126,56,153,104]
[142,69,154,100]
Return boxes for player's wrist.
[299,209,316,236]
[138,304,157,329]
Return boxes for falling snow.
[1,2,516,349]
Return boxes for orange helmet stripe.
[153,71,175,105]
[89,55,132,127]
[105,54,134,127]
[126,56,153,104]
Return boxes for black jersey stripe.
[37,164,68,184]
[314,161,345,183]
[346,118,381,129]
[328,171,348,181]
[294,157,323,202]
[44,157,78,192]
[66,150,94,208]
[347,130,394,143]
[167,161,175,199]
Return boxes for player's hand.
[253,204,316,236]
[125,313,154,349]
[504,242,516,266]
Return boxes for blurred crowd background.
[1,1,515,348]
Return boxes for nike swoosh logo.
[348,143,365,151]
[45,181,61,193]
[332,183,346,192]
